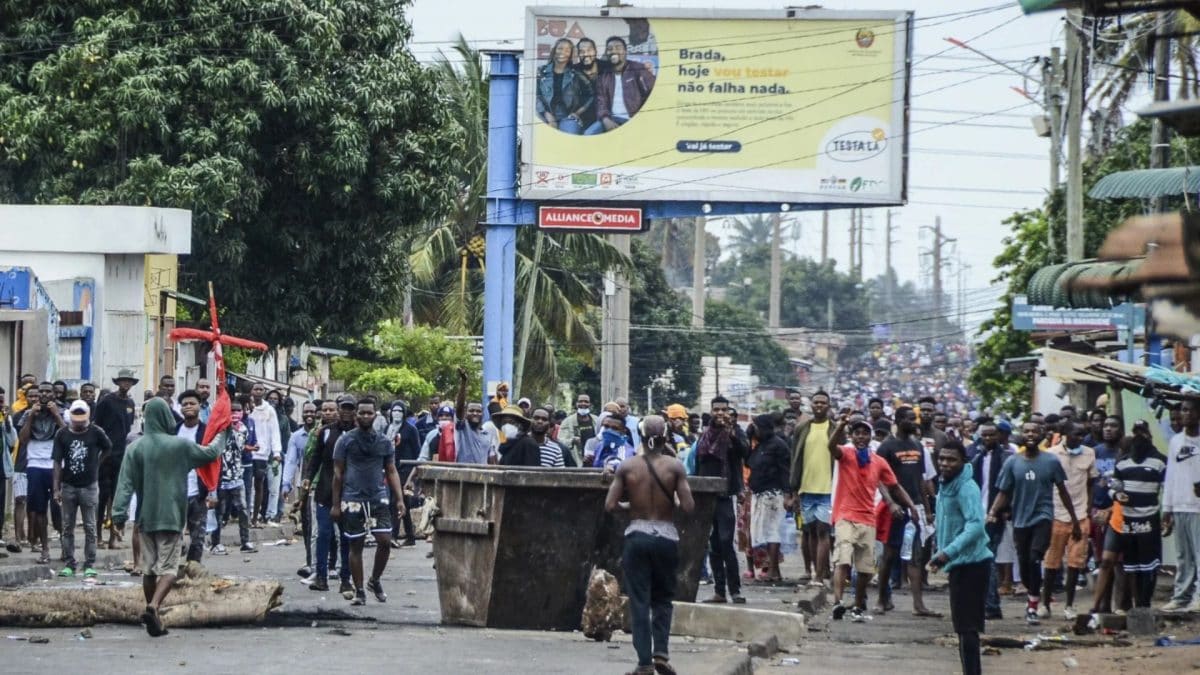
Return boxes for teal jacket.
[934,463,993,571]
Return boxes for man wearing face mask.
[209,397,256,555]
[496,406,541,467]
[384,400,421,547]
[827,414,918,623]
[559,394,598,467]
[696,396,749,604]
[1042,422,1096,621]
[875,406,940,617]
[586,412,634,471]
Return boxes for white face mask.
[501,423,520,438]
[577,406,590,415]
[391,410,404,422]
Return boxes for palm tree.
[1090,11,1200,152]
[408,35,631,396]
[726,213,773,260]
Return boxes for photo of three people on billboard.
[535,18,658,136]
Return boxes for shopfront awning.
[1089,167,1200,200]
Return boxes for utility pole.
[1065,10,1085,261]
[923,217,956,325]
[1045,46,1063,259]
[820,210,829,264]
[601,234,631,404]
[692,216,706,328]
[884,210,896,323]
[848,210,857,276]
[769,212,782,329]
[1150,12,1172,213]
[856,209,866,281]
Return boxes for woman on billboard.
[535,37,593,135]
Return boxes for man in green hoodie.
[929,440,993,675]
[112,398,228,637]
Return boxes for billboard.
[521,7,912,205]
[538,206,644,232]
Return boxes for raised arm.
[455,368,468,420]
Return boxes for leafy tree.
[0,1,463,346]
[628,239,704,410]
[332,321,479,398]
[720,247,869,332]
[644,217,720,289]
[970,121,1200,413]
[351,366,434,402]
[705,299,797,388]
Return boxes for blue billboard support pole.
[482,51,522,411]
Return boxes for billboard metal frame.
[520,5,913,207]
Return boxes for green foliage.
[705,299,797,388]
[720,246,869,332]
[0,1,464,346]
[350,366,434,402]
[223,346,250,375]
[629,239,703,409]
[969,121,1200,414]
[330,357,373,389]
[369,321,479,397]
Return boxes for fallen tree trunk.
[0,562,282,628]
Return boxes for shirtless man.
[605,415,695,675]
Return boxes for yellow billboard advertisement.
[521,7,912,205]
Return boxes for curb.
[0,564,53,587]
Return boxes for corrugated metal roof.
[1020,1,1200,16]
[1089,167,1200,199]
[1025,259,1138,308]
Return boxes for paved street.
[4,527,1200,674]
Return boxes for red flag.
[196,385,232,491]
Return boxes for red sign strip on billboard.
[538,206,643,232]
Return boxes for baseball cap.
[69,399,90,418]
[666,404,689,420]
[436,404,456,417]
[337,394,357,408]
[849,419,872,433]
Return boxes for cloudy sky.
[408,1,1073,323]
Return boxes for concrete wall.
[104,254,147,396]
[1,206,190,254]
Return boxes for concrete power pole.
[1150,12,1172,213]
[601,234,631,404]
[849,210,857,276]
[769,212,782,329]
[1065,10,1085,261]
[692,216,706,328]
[933,217,944,319]
[856,209,865,281]
[1045,46,1063,257]
[884,210,896,323]
[820,210,829,264]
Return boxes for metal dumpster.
[414,463,724,631]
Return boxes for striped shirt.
[1113,451,1167,533]
[538,438,567,468]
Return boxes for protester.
[304,395,356,594]
[558,393,597,467]
[530,407,569,467]
[496,405,541,467]
[747,413,789,582]
[988,426,1083,626]
[16,382,65,564]
[970,421,1015,620]
[248,383,282,527]
[1162,398,1200,612]
[605,415,694,675]
[175,390,208,563]
[789,390,834,588]
[695,396,748,604]
[209,398,255,555]
[1042,422,1096,620]
[929,440,993,675]
[1100,433,1166,616]
[111,398,227,636]
[826,415,919,622]
[0,387,16,549]
[875,406,940,617]
[330,399,407,606]
[52,400,110,577]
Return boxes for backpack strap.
[643,455,674,503]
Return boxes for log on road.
[0,562,283,628]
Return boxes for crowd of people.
[4,364,1200,675]
[832,341,979,420]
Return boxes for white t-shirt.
[1164,432,1200,514]
[177,423,202,497]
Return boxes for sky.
[407,0,1071,326]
